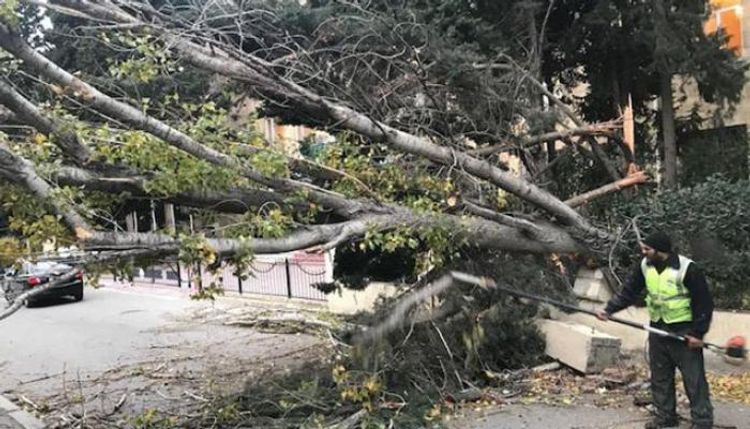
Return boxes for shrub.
[606,176,750,310]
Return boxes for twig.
[326,409,367,429]
[607,224,629,288]
[326,329,351,349]
[399,319,416,347]
[110,393,127,415]
[77,370,86,428]
[19,394,39,410]
[19,372,66,385]
[155,390,180,400]
[184,390,209,402]
[431,321,453,360]
[631,215,644,242]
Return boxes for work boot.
[644,418,679,429]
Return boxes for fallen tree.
[1,1,743,427]
[0,1,640,270]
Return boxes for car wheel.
[73,286,83,302]
[24,298,37,308]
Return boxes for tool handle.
[606,315,734,352]
[450,271,686,341]
[450,272,747,357]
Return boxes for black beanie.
[642,231,672,253]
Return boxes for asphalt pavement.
[0,283,323,427]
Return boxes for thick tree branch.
[82,208,583,257]
[83,219,381,256]
[0,141,93,239]
[0,104,17,123]
[564,171,649,208]
[0,78,92,164]
[0,80,359,213]
[2,137,581,256]
[7,145,583,258]
[502,57,624,181]
[462,200,543,237]
[469,121,620,157]
[587,136,622,182]
[51,166,301,214]
[0,24,380,221]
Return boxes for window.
[705,0,743,54]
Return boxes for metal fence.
[128,254,329,302]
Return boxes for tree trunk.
[164,203,176,235]
[660,73,678,189]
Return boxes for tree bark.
[0,141,92,239]
[660,73,678,189]
[0,78,92,164]
[564,171,648,208]
[469,122,619,157]
[164,203,175,235]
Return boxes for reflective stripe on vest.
[641,255,693,324]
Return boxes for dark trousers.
[649,333,713,426]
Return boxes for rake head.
[724,335,747,361]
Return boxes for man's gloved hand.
[685,335,704,349]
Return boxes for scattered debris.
[224,315,333,334]
[705,372,750,405]
[532,362,561,373]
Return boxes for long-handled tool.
[450,271,747,361]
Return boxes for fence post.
[176,260,182,288]
[196,264,203,291]
[237,270,243,295]
[285,258,292,299]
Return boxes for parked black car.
[1,261,84,306]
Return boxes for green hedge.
[607,176,750,310]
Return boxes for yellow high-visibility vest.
[641,255,693,324]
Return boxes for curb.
[0,395,46,429]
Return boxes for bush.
[606,176,750,310]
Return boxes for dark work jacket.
[604,253,714,339]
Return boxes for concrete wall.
[680,73,750,129]
[327,282,399,315]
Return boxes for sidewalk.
[452,400,749,429]
[0,396,44,429]
[98,279,329,311]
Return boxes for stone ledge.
[538,319,622,374]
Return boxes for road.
[449,401,750,429]
[0,285,323,426]
[1,287,204,391]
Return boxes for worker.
[596,231,714,429]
